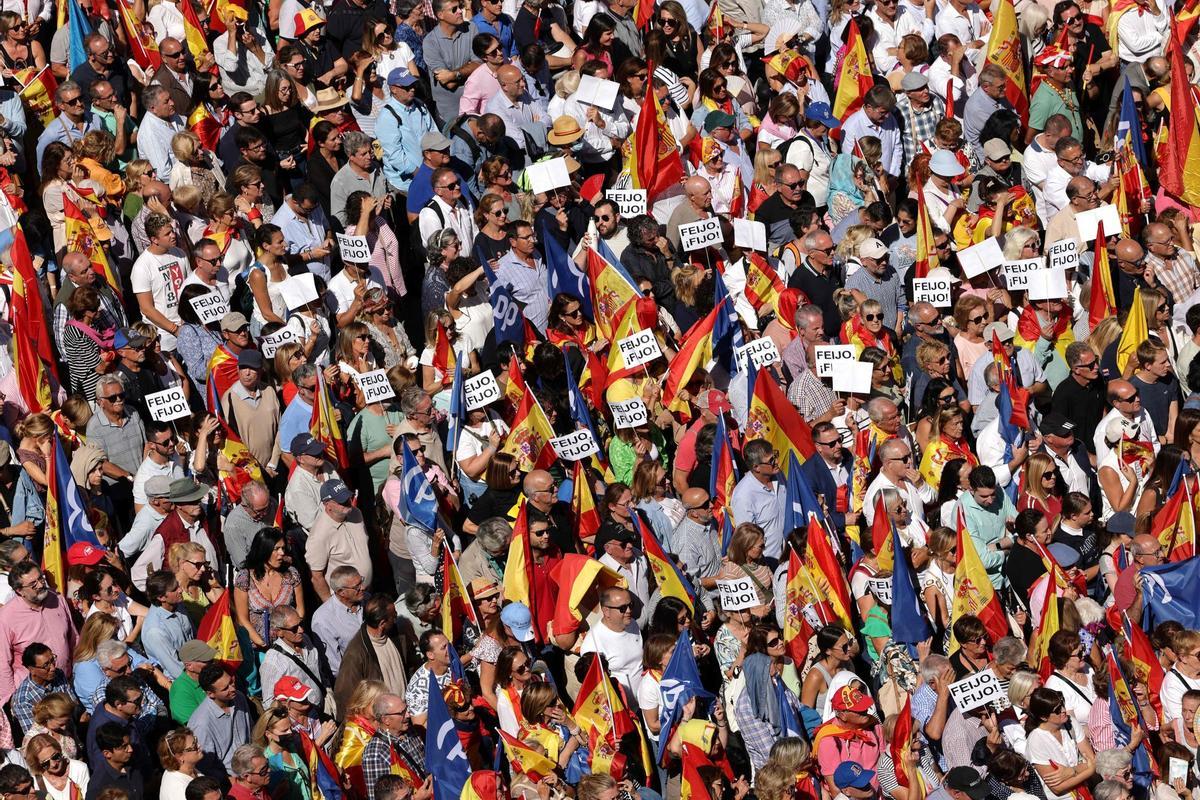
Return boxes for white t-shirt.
[327,267,386,315]
[1044,672,1096,737]
[1162,668,1200,723]
[1026,727,1081,800]
[580,622,644,698]
[132,457,185,507]
[131,248,190,350]
[637,670,662,742]
[454,418,510,466]
[181,271,233,303]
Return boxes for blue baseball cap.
[388,68,418,87]
[833,762,875,790]
[500,602,534,643]
[804,101,840,128]
[113,327,147,350]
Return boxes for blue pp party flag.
[543,219,593,320]
[1141,557,1200,629]
[656,630,715,765]
[446,357,464,455]
[397,438,438,531]
[890,525,932,645]
[424,674,472,800]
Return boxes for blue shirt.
[278,397,314,458]
[140,604,195,679]
[408,164,435,211]
[35,112,103,171]
[376,96,436,192]
[73,651,153,714]
[730,473,787,560]
[472,12,516,57]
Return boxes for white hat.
[929,149,966,178]
[859,238,888,260]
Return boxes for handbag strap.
[272,643,323,690]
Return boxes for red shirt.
[228,783,269,800]
[530,549,562,642]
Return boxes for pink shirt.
[0,592,78,704]
[459,66,503,116]
[816,724,885,786]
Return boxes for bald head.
[910,301,938,325]
[1131,534,1161,560]
[497,64,523,96]
[145,180,171,204]
[1143,222,1171,245]
[878,438,910,462]
[1145,56,1169,81]
[523,469,553,495]
[1065,176,1096,209]
[777,164,801,184]
[1114,238,1144,267]
[681,488,709,511]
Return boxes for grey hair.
[372,692,404,718]
[878,437,909,461]
[142,84,170,110]
[240,480,268,506]
[405,584,438,616]
[794,304,823,331]
[342,131,373,158]
[1094,782,1131,800]
[328,565,361,592]
[0,540,25,571]
[1074,596,1104,626]
[268,605,300,637]
[95,639,129,668]
[878,486,902,511]
[231,744,265,777]
[476,517,512,554]
[426,229,460,267]
[993,636,1028,666]
[96,374,126,394]
[1007,670,1040,707]
[399,385,430,416]
[291,362,317,385]
[983,361,1000,391]
[803,231,830,250]
[918,653,950,682]
[743,438,775,468]
[55,81,82,102]
[1095,749,1133,780]
[1001,226,1040,260]
[866,397,896,423]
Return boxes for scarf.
[742,653,782,735]
[66,318,115,349]
[1016,304,1070,345]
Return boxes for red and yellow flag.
[1029,569,1059,678]
[432,320,456,387]
[10,239,52,413]
[1116,286,1148,374]
[587,248,642,343]
[833,19,873,120]
[188,103,223,152]
[1088,222,1116,328]
[871,494,895,573]
[63,196,119,292]
[949,508,1008,651]
[782,548,815,668]
[1151,477,1195,561]
[663,307,720,416]
[15,67,57,126]
[745,372,817,467]
[41,431,65,594]
[502,502,539,638]
[1162,26,1200,206]
[499,730,557,781]
[743,253,784,313]
[114,0,161,71]
[180,0,209,60]
[440,547,479,643]
[629,79,686,203]
[914,189,939,280]
[310,366,349,470]
[196,589,242,668]
[984,0,1028,123]
[572,460,601,545]
[502,389,556,472]
[803,517,854,629]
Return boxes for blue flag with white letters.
[656,630,714,765]
[890,525,932,645]
[490,280,527,349]
[425,672,472,800]
[397,438,438,531]
[1141,557,1200,629]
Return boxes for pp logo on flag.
[404,466,435,505]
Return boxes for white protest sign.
[550,429,600,461]
[957,237,1005,279]
[260,327,299,358]
[732,218,767,252]
[913,276,953,308]
[464,371,501,410]
[1002,257,1046,291]
[576,74,621,109]
[814,344,857,378]
[336,233,371,264]
[1046,239,1080,272]
[1074,204,1122,243]
[527,158,572,195]
[866,576,892,605]
[948,669,1004,712]
[353,369,394,404]
[279,274,319,311]
[1170,758,1189,786]
[1026,268,1069,301]
[617,329,662,370]
[716,577,760,611]
[735,337,781,370]
[679,217,723,252]
[609,398,648,429]
[606,189,647,217]
[832,361,873,394]
[145,387,190,422]
[190,292,228,326]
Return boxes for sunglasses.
[863,313,882,322]
[606,603,632,613]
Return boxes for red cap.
[700,390,731,414]
[273,675,312,702]
[67,542,106,566]
[831,685,874,713]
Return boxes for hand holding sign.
[464,372,501,409]
[354,369,395,404]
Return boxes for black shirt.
[788,258,841,338]
[71,61,133,106]
[1003,544,1048,608]
[85,761,144,800]
[1050,376,1106,452]
[467,485,523,524]
[753,193,813,251]
[1131,373,1180,440]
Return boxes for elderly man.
[72,33,133,105]
[1038,413,1097,499]
[1044,175,1099,254]
[222,481,272,570]
[905,301,964,383]
[362,695,427,800]
[52,253,126,351]
[308,479,373,602]
[845,238,905,330]
[417,166,478,247]
[11,643,74,736]
[405,132,454,223]
[897,73,946,162]
[864,439,936,526]
[968,322,1047,408]
[787,229,841,337]
[169,640,216,724]
[377,70,437,194]
[522,469,575,554]
[1143,222,1200,305]
[87,374,146,498]
[623,215,676,308]
[221,349,282,473]
[580,587,643,698]
[0,561,78,706]
[754,164,811,252]
[137,84,185,176]
[666,175,716,252]
[227,745,272,799]
[330,130,391,227]
[311,566,365,675]
[260,606,328,710]
[132,478,218,590]
[1095,379,1159,463]
[399,388,448,475]
[730,440,787,560]
[781,305,841,424]
[841,85,904,179]
[283,430,334,528]
[273,185,335,282]
[1040,136,1116,224]
[121,477,173,562]
[458,518,509,585]
[672,488,721,604]
[35,81,103,168]
[962,64,1009,159]
[485,63,548,148]
[595,525,651,626]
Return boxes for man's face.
[972,485,997,507]
[808,235,834,267]
[153,91,176,119]
[241,756,271,789]
[380,700,412,733]
[500,72,526,100]
[277,614,305,647]
[510,226,536,256]
[195,245,222,278]
[863,254,889,277]
[593,206,618,236]
[349,145,373,171]
[208,671,237,703]
[235,100,262,125]
[29,651,57,682]
[68,259,96,287]
[434,173,462,204]
[529,524,552,551]
[89,39,115,68]
[437,0,464,25]
[710,123,733,144]
[238,364,261,389]
[1058,146,1085,176]
[885,446,912,473]
[151,224,178,250]
[691,185,713,210]
[16,569,49,605]
[60,89,86,119]
[105,736,134,767]
[602,592,634,626]
[982,78,1006,100]
[150,430,175,458]
[225,324,251,350]
[864,102,891,125]
[1147,349,1172,379]
[426,634,451,667]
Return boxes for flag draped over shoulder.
[1162,23,1200,206]
[833,19,873,120]
[949,509,1008,650]
[984,0,1028,123]
[629,80,686,203]
[196,589,242,668]
[43,432,99,593]
[439,548,479,643]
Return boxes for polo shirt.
[169,671,206,724]
[190,693,253,777]
[140,604,194,679]
[306,509,374,587]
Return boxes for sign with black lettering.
[1046,239,1080,272]
[735,337,781,370]
[948,669,1004,712]
[464,372,501,410]
[354,369,395,404]
[550,429,600,460]
[913,277,952,308]
[866,576,892,605]
[609,398,648,429]
[716,577,760,611]
[606,189,647,217]
[617,329,662,370]
[814,344,856,378]
[679,217,723,252]
[260,327,298,358]
[145,387,190,422]
[336,233,372,264]
[190,292,228,326]
[1002,257,1046,291]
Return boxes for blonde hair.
[728,522,765,565]
[171,130,202,164]
[1023,452,1056,503]
[74,612,121,661]
[345,679,388,719]
[755,763,798,800]
[24,733,62,777]
[1087,317,1123,357]
[15,413,53,442]
[172,183,202,213]
[671,265,702,306]
[32,693,76,725]
[124,158,154,186]
[168,541,207,572]
[554,70,581,99]
[837,224,874,260]
[917,339,950,370]
[753,147,782,187]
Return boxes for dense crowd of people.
[1,0,1200,798]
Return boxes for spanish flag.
[1115,287,1147,374]
[1116,612,1164,719]
[743,253,783,313]
[41,433,66,594]
[572,460,601,545]
[803,517,853,629]
[63,195,119,292]
[502,502,539,639]
[745,372,816,468]
[1162,22,1200,206]
[12,220,56,375]
[681,744,716,800]
[550,554,624,635]
[663,306,722,416]
[440,547,478,643]
[503,354,526,410]
[871,494,895,573]
[311,365,349,470]
[15,67,57,126]
[633,510,695,611]
[983,0,1028,123]
[188,103,223,152]
[628,79,685,203]
[604,300,643,387]
[500,731,557,781]
[180,0,209,60]
[914,190,938,279]
[1151,476,1195,562]
[1088,221,1116,328]
[299,729,345,800]
[782,548,815,667]
[710,414,737,522]
[10,269,52,414]
[114,0,160,71]
[573,647,650,776]
[587,247,642,343]
[501,389,556,472]
[196,589,242,668]
[948,507,1008,652]
[206,345,240,408]
[1029,567,1059,678]
[832,19,873,120]
[433,320,456,387]
[890,695,924,800]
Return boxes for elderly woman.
[421,229,461,320]
[230,164,276,229]
[169,131,225,204]
[952,294,990,378]
[919,408,977,491]
[716,523,774,607]
[25,694,79,759]
[334,680,389,798]
[24,732,88,800]
[912,340,966,414]
[1000,669,1041,755]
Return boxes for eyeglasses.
[815,439,840,447]
[298,383,317,393]
[766,638,783,647]
[277,623,303,632]
[887,454,913,462]
[658,15,677,24]
[969,314,986,325]
[162,49,185,58]
[485,46,503,56]
[62,96,84,106]
[1075,359,1097,369]
[38,753,64,770]
[123,694,144,707]
[605,603,632,613]
[438,181,460,190]
[594,214,612,222]
[19,576,46,590]
[1117,392,1140,403]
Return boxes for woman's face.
[599,29,614,46]
[245,178,264,202]
[612,490,633,522]
[277,80,293,102]
[862,305,883,334]
[966,306,986,333]
[353,330,370,357]
[270,717,292,742]
[925,351,950,378]
[626,67,647,97]
[36,746,65,776]
[178,736,202,768]
[7,19,27,41]
[1034,516,1053,545]
[441,238,461,262]
[268,540,287,569]
[88,463,105,489]
[710,78,730,100]
[324,129,343,151]
[746,536,765,562]
[46,715,69,733]
[59,154,76,180]
[944,413,964,439]
[897,210,915,236]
